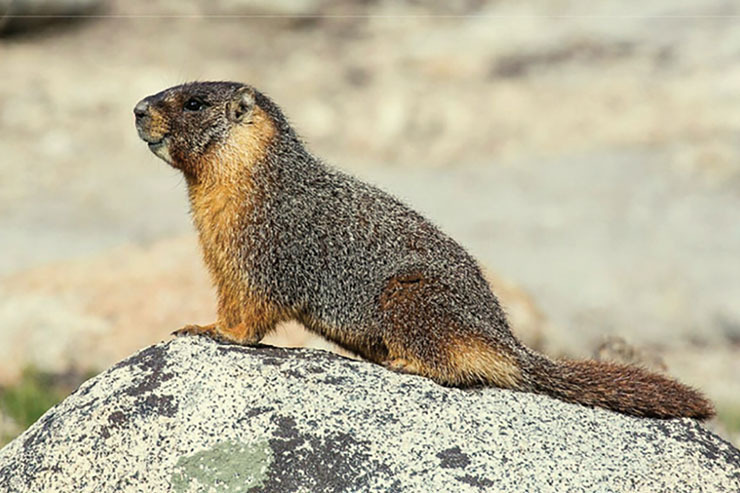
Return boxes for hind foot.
[383,358,425,375]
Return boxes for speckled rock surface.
[0,337,738,492]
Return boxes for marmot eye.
[183,98,206,112]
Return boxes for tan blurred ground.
[1,0,739,444]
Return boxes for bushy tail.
[521,356,715,420]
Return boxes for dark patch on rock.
[75,379,97,398]
[398,381,418,391]
[271,415,299,439]
[133,394,177,418]
[70,396,99,418]
[652,419,740,467]
[260,357,284,367]
[282,369,305,379]
[251,413,393,492]
[456,473,495,490]
[320,375,350,385]
[99,410,129,440]
[22,411,55,452]
[123,344,174,397]
[424,390,452,403]
[437,446,471,469]
[104,344,180,419]
[281,360,354,381]
[108,410,128,428]
[355,407,401,427]
[244,406,274,419]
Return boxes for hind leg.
[381,321,524,389]
[377,271,474,385]
[378,271,523,388]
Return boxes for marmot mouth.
[145,134,170,150]
[144,135,173,164]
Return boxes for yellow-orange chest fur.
[188,180,250,324]
[185,107,278,329]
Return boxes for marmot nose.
[133,99,150,120]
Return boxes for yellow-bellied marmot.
[134,81,714,420]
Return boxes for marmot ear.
[227,87,256,123]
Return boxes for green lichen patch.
[171,440,272,492]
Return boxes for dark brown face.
[133,81,256,174]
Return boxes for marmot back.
[134,81,714,420]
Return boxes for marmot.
[134,81,714,420]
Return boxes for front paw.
[172,323,218,338]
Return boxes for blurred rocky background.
[1,0,739,445]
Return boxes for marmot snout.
[134,81,258,175]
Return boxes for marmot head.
[134,81,277,178]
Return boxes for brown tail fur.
[520,355,715,420]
